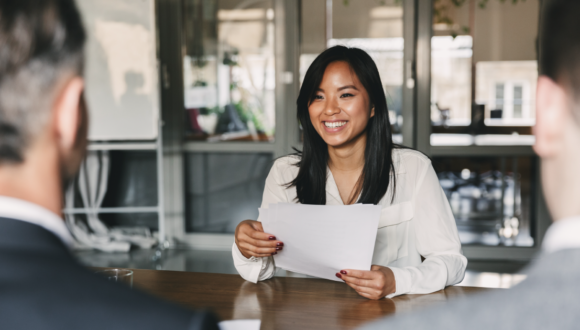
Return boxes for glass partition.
[182,0,275,142]
[430,0,539,146]
[432,156,535,247]
[185,152,273,233]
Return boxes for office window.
[182,0,275,142]
[430,0,539,145]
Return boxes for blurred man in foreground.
[360,0,580,328]
[0,1,218,329]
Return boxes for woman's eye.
[314,95,323,100]
[340,93,354,98]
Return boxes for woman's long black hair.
[288,45,397,205]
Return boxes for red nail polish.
[340,270,347,275]
[277,242,284,246]
[335,273,342,279]
[269,236,276,240]
[276,247,282,250]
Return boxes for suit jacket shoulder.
[0,217,219,330]
[359,248,580,330]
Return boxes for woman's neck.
[327,132,367,172]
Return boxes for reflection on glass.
[431,36,472,126]
[476,61,536,126]
[300,0,404,141]
[430,0,539,145]
[185,153,273,233]
[433,156,534,247]
[183,0,275,142]
[513,85,523,118]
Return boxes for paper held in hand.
[260,203,381,282]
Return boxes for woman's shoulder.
[392,147,431,172]
[273,154,300,167]
[270,154,301,178]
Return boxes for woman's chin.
[321,136,350,148]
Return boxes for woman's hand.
[336,265,396,300]
[235,220,284,259]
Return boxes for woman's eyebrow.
[338,85,358,91]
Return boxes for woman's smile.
[308,61,374,148]
[323,120,349,132]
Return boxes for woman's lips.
[322,121,348,132]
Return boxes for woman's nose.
[324,98,341,116]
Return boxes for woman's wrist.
[378,266,396,296]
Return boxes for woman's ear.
[370,105,375,118]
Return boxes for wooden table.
[120,268,494,330]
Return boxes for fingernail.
[269,236,276,240]
[272,252,277,255]
[276,247,282,250]
[340,270,347,275]
[335,273,342,279]
[276,242,284,246]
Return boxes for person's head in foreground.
[358,0,580,329]
[0,1,218,329]
[534,0,580,221]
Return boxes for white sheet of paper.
[219,319,261,330]
[261,203,381,282]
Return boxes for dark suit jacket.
[0,217,219,330]
[359,247,580,330]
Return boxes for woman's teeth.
[324,121,347,128]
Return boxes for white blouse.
[232,148,467,298]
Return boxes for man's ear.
[534,76,567,159]
[53,77,84,152]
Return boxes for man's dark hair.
[0,0,85,163]
[541,0,580,102]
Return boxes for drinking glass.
[95,269,133,288]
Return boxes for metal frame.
[414,0,432,154]
[430,146,536,157]
[401,0,417,147]
[156,0,187,246]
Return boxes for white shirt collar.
[0,196,74,247]
[542,216,580,254]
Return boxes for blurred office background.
[71,0,549,288]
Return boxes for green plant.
[434,0,527,37]
[341,0,526,38]
[233,101,268,133]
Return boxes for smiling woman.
[292,48,393,206]
[233,46,467,300]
